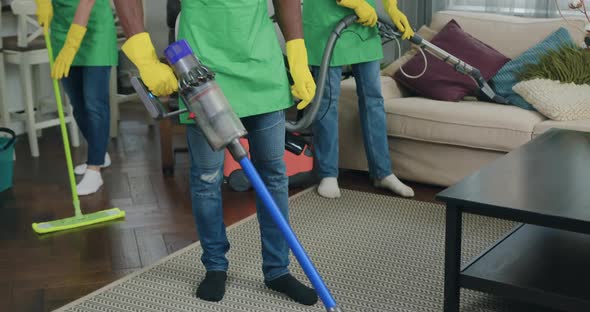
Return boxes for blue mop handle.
[238,157,339,311]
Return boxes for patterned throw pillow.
[513,79,590,121]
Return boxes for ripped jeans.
[186,110,290,281]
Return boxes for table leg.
[444,203,462,312]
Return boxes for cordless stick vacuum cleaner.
[131,40,341,312]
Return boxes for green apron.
[50,0,118,66]
[303,0,383,66]
[177,0,292,123]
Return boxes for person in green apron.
[303,0,415,199]
[110,0,318,305]
[35,0,117,196]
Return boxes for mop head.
[32,208,125,234]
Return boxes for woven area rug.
[55,188,553,312]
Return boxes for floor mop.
[31,30,125,234]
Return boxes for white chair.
[3,0,79,157]
[0,7,10,129]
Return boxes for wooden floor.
[0,104,443,312]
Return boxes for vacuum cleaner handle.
[131,77,188,119]
[406,33,423,45]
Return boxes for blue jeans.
[187,110,290,281]
[311,60,392,180]
[61,66,111,166]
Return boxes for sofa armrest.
[381,76,406,100]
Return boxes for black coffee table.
[436,129,590,312]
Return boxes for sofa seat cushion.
[533,120,590,138]
[383,97,546,152]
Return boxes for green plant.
[517,43,590,84]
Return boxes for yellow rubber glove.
[51,24,86,79]
[286,39,316,110]
[382,0,414,40]
[122,32,178,96]
[337,0,378,27]
[35,0,53,32]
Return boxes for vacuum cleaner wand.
[378,20,509,104]
[133,40,341,312]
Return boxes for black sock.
[265,274,318,306]
[196,271,227,302]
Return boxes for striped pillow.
[490,27,575,111]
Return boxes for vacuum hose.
[285,15,358,133]
[287,14,510,133]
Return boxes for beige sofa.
[337,10,590,187]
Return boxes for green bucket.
[0,128,16,192]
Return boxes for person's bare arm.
[72,0,96,26]
[272,0,303,41]
[112,0,146,37]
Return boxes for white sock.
[374,174,414,197]
[75,153,111,175]
[77,169,104,196]
[317,177,341,198]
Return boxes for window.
[447,0,574,17]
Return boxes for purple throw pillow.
[393,19,510,102]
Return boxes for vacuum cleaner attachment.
[133,40,341,312]
[377,20,510,105]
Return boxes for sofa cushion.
[491,27,575,111]
[393,19,510,102]
[533,120,590,138]
[513,78,590,121]
[383,97,546,152]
